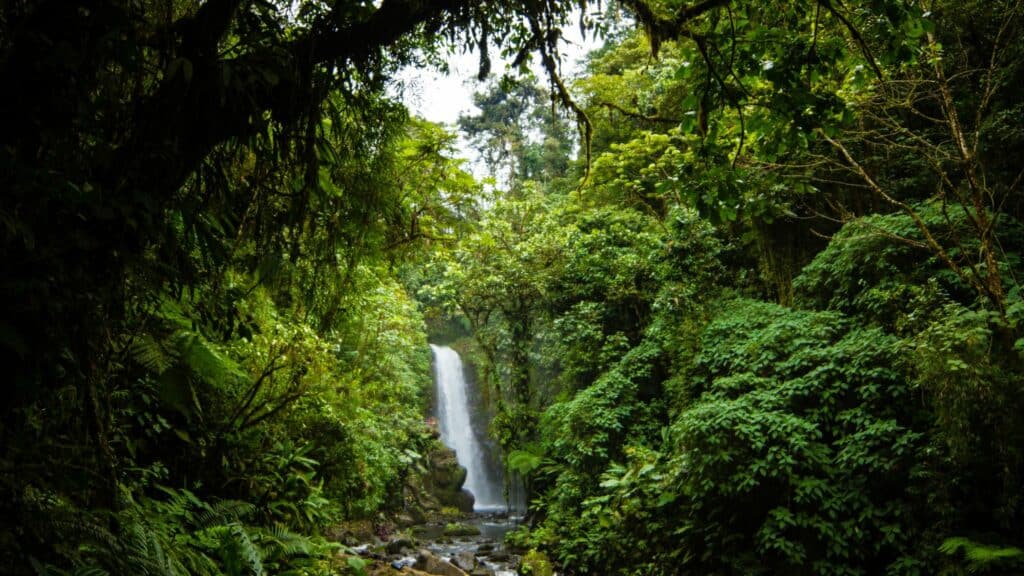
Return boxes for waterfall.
[430,344,505,512]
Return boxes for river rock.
[414,549,469,576]
[386,536,417,555]
[452,550,477,571]
[486,551,510,562]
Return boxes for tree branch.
[620,0,733,53]
[817,0,884,80]
[818,130,982,297]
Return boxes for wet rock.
[486,551,510,562]
[414,549,470,576]
[367,563,432,576]
[453,489,475,513]
[469,568,494,576]
[404,441,476,518]
[386,536,417,555]
[452,551,476,571]
[476,542,495,554]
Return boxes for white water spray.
[430,344,504,511]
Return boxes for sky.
[396,20,605,126]
[392,22,604,182]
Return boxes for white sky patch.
[393,19,605,178]
[397,53,479,126]
[398,26,602,124]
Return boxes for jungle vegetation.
[2,0,1023,574]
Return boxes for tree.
[459,76,575,188]
[813,0,1024,317]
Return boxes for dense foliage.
[425,0,1024,574]
[3,0,1023,574]
[1,0,570,572]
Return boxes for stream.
[404,512,522,575]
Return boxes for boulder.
[429,446,467,492]
[414,549,470,576]
[453,489,475,513]
[385,536,417,555]
[452,550,477,572]
[404,440,476,517]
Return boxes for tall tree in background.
[459,76,575,188]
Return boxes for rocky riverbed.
[340,512,523,576]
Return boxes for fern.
[196,500,257,528]
[508,448,546,476]
[174,330,247,386]
[113,520,185,575]
[260,524,312,558]
[940,537,1024,572]
[218,523,265,576]
[129,333,178,375]
[24,485,276,576]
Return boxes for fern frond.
[45,515,119,553]
[130,334,178,375]
[178,548,221,576]
[196,499,256,528]
[174,330,247,386]
[941,536,1024,570]
[157,298,193,331]
[260,524,312,558]
[219,523,264,576]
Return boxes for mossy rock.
[443,522,481,537]
[407,441,475,514]
[386,535,418,555]
[440,506,463,518]
[518,549,554,576]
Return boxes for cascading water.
[430,344,505,512]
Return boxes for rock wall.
[398,431,474,525]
